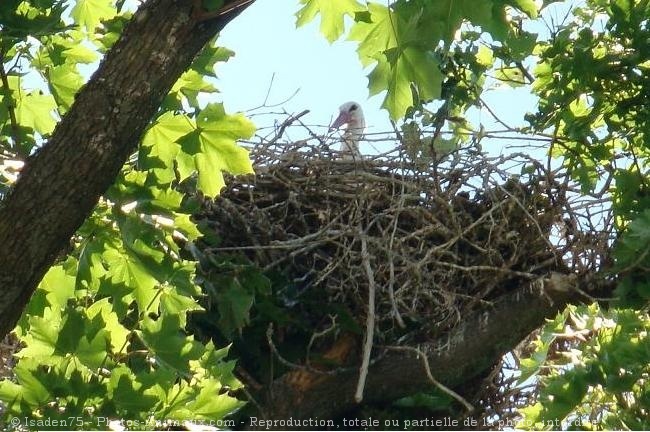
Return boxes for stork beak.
[330,111,351,131]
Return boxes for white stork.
[330,101,365,159]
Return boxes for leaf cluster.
[0,0,255,427]
[296,0,540,120]
[519,304,650,430]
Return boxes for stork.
[330,101,365,159]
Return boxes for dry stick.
[355,223,376,403]
[266,321,389,382]
[266,323,353,377]
[267,109,310,145]
[306,315,338,368]
[387,170,406,328]
[495,182,557,252]
[381,345,475,412]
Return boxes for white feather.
[332,101,365,159]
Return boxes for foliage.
[298,0,650,428]
[516,5,650,426]
[296,0,540,120]
[518,304,650,430]
[526,0,650,204]
[0,0,252,428]
[3,0,650,428]
[497,0,650,428]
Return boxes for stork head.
[330,101,365,132]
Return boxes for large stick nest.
[196,137,610,343]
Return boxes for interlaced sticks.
[197,123,614,404]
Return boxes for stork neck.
[344,119,365,141]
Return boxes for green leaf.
[173,213,202,241]
[76,330,109,369]
[48,64,84,111]
[494,66,526,88]
[0,380,26,414]
[216,279,254,337]
[398,46,442,101]
[348,3,401,67]
[62,42,99,64]
[9,359,52,406]
[171,69,217,108]
[432,137,458,157]
[506,31,538,61]
[509,0,539,18]
[77,236,108,292]
[160,288,203,327]
[139,314,204,374]
[349,4,443,119]
[86,298,130,353]
[103,246,159,313]
[15,91,57,134]
[107,367,159,412]
[38,262,76,309]
[189,103,254,197]
[377,47,442,120]
[476,45,494,67]
[192,45,234,78]
[71,0,117,33]
[295,0,365,43]
[141,112,193,182]
[196,342,242,389]
[185,378,242,419]
[16,307,62,363]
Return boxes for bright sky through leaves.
[215,0,543,155]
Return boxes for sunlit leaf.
[295,0,365,43]
[48,64,84,111]
[71,0,117,32]
[139,314,204,373]
[188,103,254,197]
[15,91,57,134]
[103,247,159,313]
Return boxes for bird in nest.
[330,101,365,160]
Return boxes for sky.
[212,0,557,156]
[216,2,386,123]
[214,0,390,146]
[110,0,575,156]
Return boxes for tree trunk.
[0,0,254,338]
[259,274,591,423]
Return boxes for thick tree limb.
[0,0,255,338]
[261,274,589,422]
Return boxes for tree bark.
[0,0,254,338]
[259,274,590,423]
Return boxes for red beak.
[330,111,351,131]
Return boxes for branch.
[260,273,597,421]
[0,0,255,338]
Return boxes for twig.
[306,315,338,368]
[266,323,354,377]
[245,74,301,113]
[262,72,274,107]
[267,109,310,145]
[434,261,537,279]
[355,222,376,403]
[380,344,475,412]
[515,61,535,83]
